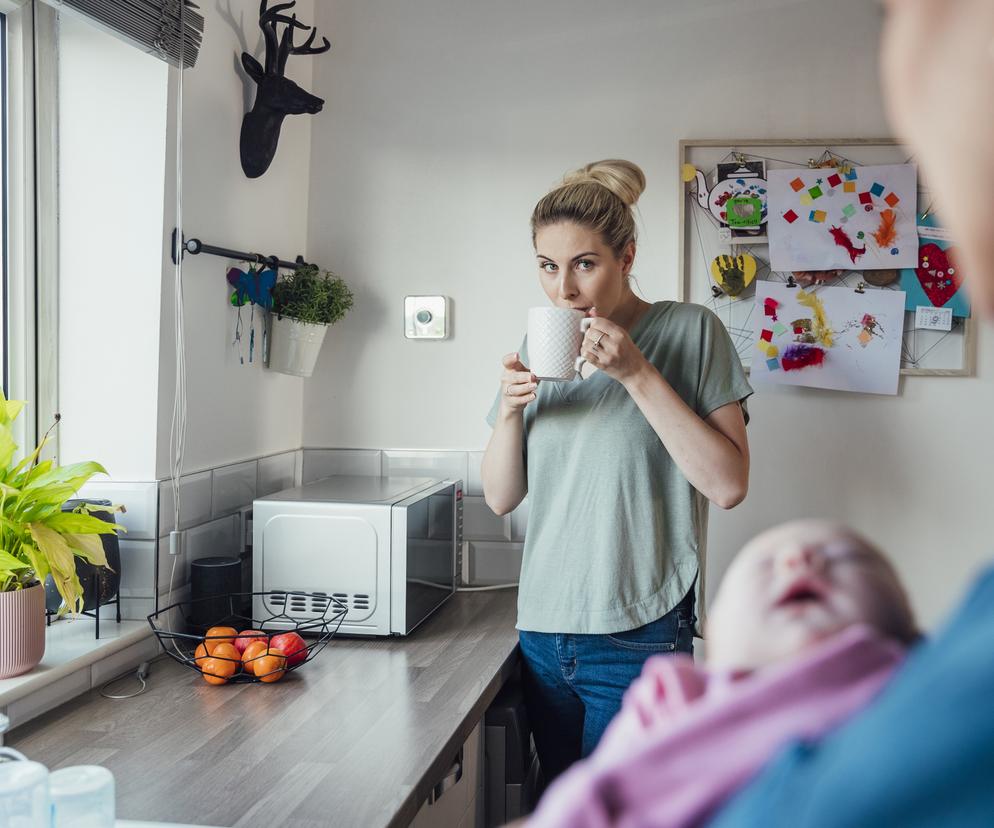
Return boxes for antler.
[277,13,330,74]
[258,0,301,74]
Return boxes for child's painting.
[899,211,971,318]
[767,163,918,272]
[751,281,905,395]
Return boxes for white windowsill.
[0,613,157,725]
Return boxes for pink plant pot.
[0,583,46,679]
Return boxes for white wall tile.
[157,471,212,535]
[382,450,468,485]
[258,452,296,497]
[185,515,240,566]
[157,534,186,596]
[302,448,381,482]
[118,540,156,599]
[467,541,523,586]
[509,497,529,542]
[463,496,509,541]
[77,481,158,540]
[212,460,258,518]
[467,451,485,497]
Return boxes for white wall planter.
[0,583,46,679]
[267,315,329,378]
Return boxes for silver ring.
[505,386,513,396]
[594,332,606,349]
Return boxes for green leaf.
[23,460,107,492]
[41,512,120,536]
[0,547,28,573]
[29,523,78,610]
[66,534,108,568]
[0,428,17,472]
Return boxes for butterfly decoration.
[226,264,277,364]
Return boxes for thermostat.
[405,295,449,339]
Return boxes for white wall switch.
[405,295,449,339]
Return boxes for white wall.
[58,12,167,480]
[303,0,994,627]
[154,0,320,478]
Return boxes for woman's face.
[534,222,634,317]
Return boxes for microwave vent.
[265,589,366,617]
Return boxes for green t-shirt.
[487,301,753,634]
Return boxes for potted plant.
[268,264,354,377]
[0,392,122,679]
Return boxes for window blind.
[45,0,203,67]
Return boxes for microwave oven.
[252,475,463,636]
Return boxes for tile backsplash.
[77,445,524,628]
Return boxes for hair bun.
[562,159,646,207]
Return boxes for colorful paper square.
[843,181,856,193]
[858,329,872,346]
[783,209,798,223]
[800,193,813,206]
[859,191,873,205]
[845,168,858,181]
[809,210,827,223]
[789,177,805,192]
[766,357,780,371]
[884,192,900,207]
[870,182,885,197]
[773,322,788,336]
[842,203,857,218]
[766,344,779,358]
[794,326,804,334]
[808,185,824,199]
[827,173,842,187]
[760,328,773,342]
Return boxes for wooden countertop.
[11,589,520,828]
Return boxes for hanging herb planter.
[268,266,354,377]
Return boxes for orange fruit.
[204,626,238,653]
[241,640,269,675]
[194,642,210,667]
[201,656,237,685]
[254,648,287,683]
[210,642,241,673]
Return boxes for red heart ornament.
[916,242,962,307]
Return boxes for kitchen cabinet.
[409,722,484,828]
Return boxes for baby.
[524,519,920,828]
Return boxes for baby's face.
[706,520,912,672]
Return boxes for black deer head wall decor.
[240,0,330,178]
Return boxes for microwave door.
[391,483,457,634]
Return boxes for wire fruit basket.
[148,591,347,684]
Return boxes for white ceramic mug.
[527,307,594,381]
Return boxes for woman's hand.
[499,352,538,416]
[580,309,649,385]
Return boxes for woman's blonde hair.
[531,159,646,258]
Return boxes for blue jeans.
[519,586,696,785]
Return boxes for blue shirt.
[707,565,994,827]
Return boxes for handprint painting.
[751,282,904,395]
[710,254,758,298]
[767,164,918,272]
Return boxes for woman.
[481,159,753,783]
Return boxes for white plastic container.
[0,760,50,827]
[49,765,115,827]
[267,315,328,377]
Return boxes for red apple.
[269,631,307,667]
[233,629,269,655]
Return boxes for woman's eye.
[541,262,557,273]
[577,260,594,271]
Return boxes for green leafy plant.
[0,391,122,614]
[271,264,354,326]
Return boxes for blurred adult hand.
[880,0,994,317]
